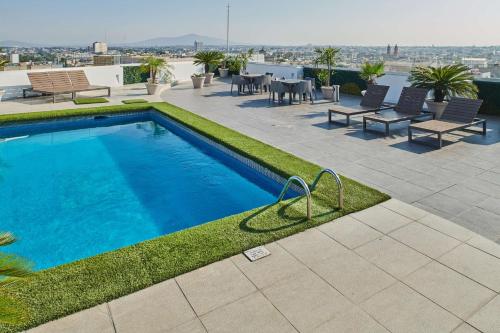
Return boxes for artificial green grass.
[0,102,389,332]
[73,97,109,105]
[121,98,149,104]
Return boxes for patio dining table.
[279,79,302,105]
[242,74,264,94]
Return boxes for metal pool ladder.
[276,169,344,220]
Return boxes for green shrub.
[123,66,149,85]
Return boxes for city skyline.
[2,0,500,47]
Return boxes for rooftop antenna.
[226,3,230,55]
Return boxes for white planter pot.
[204,73,215,84]
[426,100,448,119]
[191,76,206,89]
[219,68,229,78]
[0,90,4,102]
[146,83,162,95]
[321,86,334,100]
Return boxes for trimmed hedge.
[303,67,367,95]
[474,78,500,115]
[0,103,389,332]
[123,66,149,85]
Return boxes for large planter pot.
[204,73,215,84]
[321,86,334,100]
[145,82,161,95]
[191,76,206,89]
[219,68,229,78]
[426,100,448,119]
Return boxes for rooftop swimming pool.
[0,111,296,270]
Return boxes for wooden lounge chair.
[408,97,485,149]
[363,87,429,136]
[67,70,111,98]
[27,72,75,103]
[328,84,390,125]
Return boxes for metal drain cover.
[244,246,271,262]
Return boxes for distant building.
[194,40,204,51]
[9,53,19,64]
[93,55,146,66]
[462,57,488,69]
[393,44,399,57]
[387,44,391,55]
[92,42,108,55]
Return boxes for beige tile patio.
[452,323,482,333]
[176,259,256,315]
[313,306,390,333]
[355,236,432,279]
[277,228,350,266]
[27,304,114,333]
[467,235,500,259]
[231,242,307,289]
[403,261,496,319]
[351,205,413,234]
[318,215,383,249]
[467,295,500,333]
[418,213,475,242]
[361,282,461,333]
[200,292,296,333]
[309,250,396,304]
[109,279,196,333]
[390,222,461,258]
[167,319,206,333]
[262,269,355,332]
[381,198,429,220]
[439,244,500,292]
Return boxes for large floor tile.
[390,222,461,258]
[361,283,461,333]
[167,319,206,333]
[313,306,389,333]
[418,214,474,242]
[262,269,355,332]
[467,295,500,333]
[231,242,307,289]
[403,261,496,319]
[200,292,296,333]
[417,193,472,217]
[356,236,431,279]
[309,250,396,304]
[109,279,196,333]
[351,205,413,234]
[439,244,500,292]
[381,198,429,220]
[467,235,500,259]
[452,208,500,243]
[27,305,114,333]
[318,215,382,249]
[277,228,349,266]
[452,323,482,333]
[176,259,256,315]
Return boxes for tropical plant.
[317,70,329,86]
[193,50,225,74]
[0,59,8,71]
[359,62,385,84]
[191,73,205,78]
[0,232,32,325]
[408,64,478,102]
[313,47,340,87]
[140,57,173,84]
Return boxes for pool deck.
[27,200,500,333]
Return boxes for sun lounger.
[328,84,390,125]
[67,70,111,98]
[363,87,429,136]
[27,72,75,103]
[408,97,485,148]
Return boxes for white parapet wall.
[246,62,303,79]
[376,71,411,103]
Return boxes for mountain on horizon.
[0,40,47,48]
[115,34,233,47]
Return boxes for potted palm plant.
[313,47,340,100]
[360,62,385,85]
[409,64,478,119]
[0,232,31,326]
[219,56,230,78]
[140,56,173,95]
[191,73,206,89]
[193,50,225,85]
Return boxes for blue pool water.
[0,112,291,270]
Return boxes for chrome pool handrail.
[311,168,344,209]
[277,176,312,220]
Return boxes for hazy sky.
[2,0,500,46]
